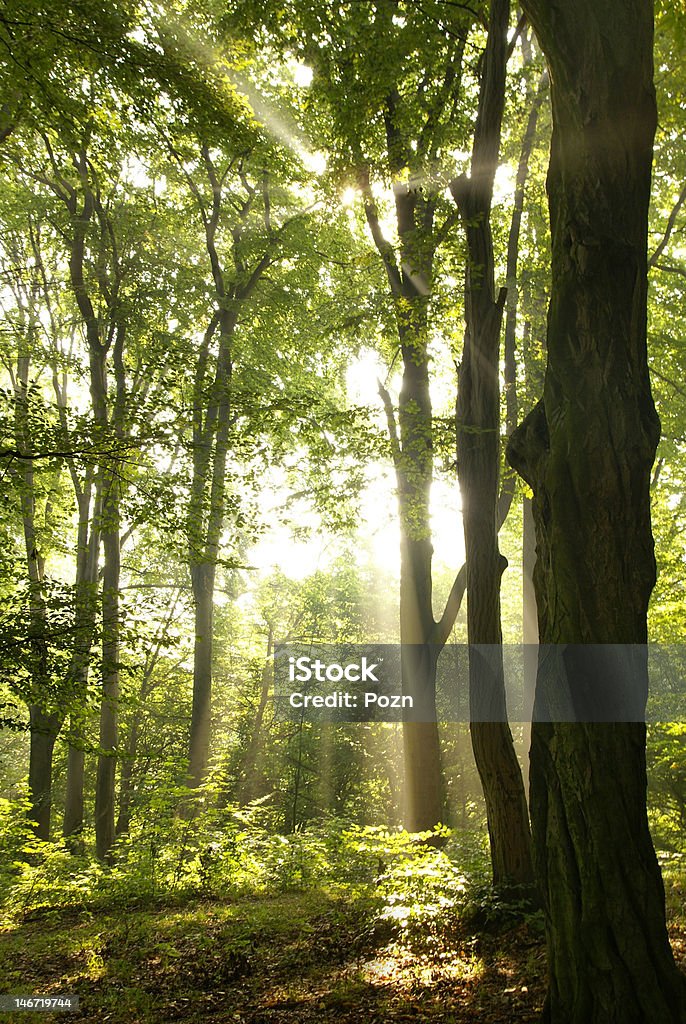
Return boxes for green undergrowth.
[0,799,492,932]
[7,812,685,1022]
[0,811,550,1023]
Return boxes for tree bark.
[116,715,139,837]
[94,467,120,862]
[28,707,60,840]
[368,179,465,835]
[187,561,216,790]
[179,148,275,797]
[507,0,686,1018]
[58,146,125,862]
[451,0,534,891]
[63,744,85,846]
[237,627,273,805]
[395,327,444,832]
[350,21,469,834]
[521,494,537,791]
[63,484,100,850]
[13,346,62,840]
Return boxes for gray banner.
[273,644,686,722]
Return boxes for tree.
[507,0,686,1019]
[0,189,101,841]
[449,0,534,891]
[162,134,318,796]
[227,0,487,834]
[0,219,60,840]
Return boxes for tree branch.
[358,167,403,297]
[648,183,686,268]
[433,562,467,647]
[378,379,402,472]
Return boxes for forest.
[1,0,686,1021]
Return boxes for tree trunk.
[357,34,469,836]
[521,494,537,792]
[508,1,686,1018]
[186,561,216,791]
[63,485,100,850]
[402,720,443,833]
[116,715,139,836]
[237,628,273,805]
[28,707,60,840]
[63,743,85,847]
[61,160,125,863]
[14,352,63,840]
[398,523,443,833]
[91,329,124,864]
[372,208,460,836]
[95,482,120,863]
[451,0,534,891]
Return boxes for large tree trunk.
[400,638,443,832]
[451,0,534,891]
[508,1,686,1019]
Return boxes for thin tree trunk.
[13,348,62,840]
[451,0,534,891]
[91,324,125,863]
[63,744,85,846]
[371,214,465,835]
[63,485,100,849]
[187,561,216,790]
[117,592,181,834]
[95,470,120,862]
[59,148,125,863]
[508,0,686,1018]
[116,716,139,837]
[237,627,273,805]
[179,153,281,798]
[521,494,537,791]
[352,28,468,834]
[28,708,60,840]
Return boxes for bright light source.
[493,162,516,205]
[341,186,357,207]
[301,149,328,175]
[292,63,313,87]
[346,350,387,406]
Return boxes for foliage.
[0,5,685,1019]
[0,798,490,926]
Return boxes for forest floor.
[1,873,685,1024]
